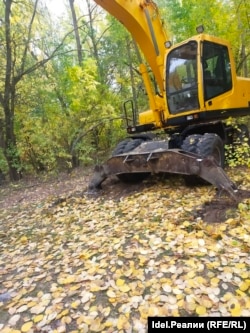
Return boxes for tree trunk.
[69,0,83,65]
[0,0,71,179]
[86,0,104,82]
[3,100,22,181]
[0,0,22,181]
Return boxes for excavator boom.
[94,0,169,93]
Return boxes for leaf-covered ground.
[0,167,250,332]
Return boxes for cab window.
[203,41,232,100]
[166,41,199,114]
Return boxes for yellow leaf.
[240,272,249,279]
[148,306,158,316]
[27,301,37,308]
[107,289,116,298]
[90,285,101,292]
[37,291,43,298]
[222,292,233,301]
[104,320,113,328]
[116,278,125,287]
[124,268,133,277]
[76,315,85,325]
[109,297,117,303]
[57,309,69,319]
[89,318,104,332]
[186,271,195,279]
[200,297,213,309]
[239,282,249,292]
[172,309,180,316]
[196,276,206,284]
[219,225,227,231]
[210,277,220,286]
[236,289,245,297]
[230,307,242,316]
[117,314,129,330]
[61,316,72,324]
[33,314,43,323]
[183,221,190,227]
[59,276,75,284]
[20,236,28,244]
[21,322,33,332]
[89,305,98,313]
[71,300,80,309]
[119,284,130,292]
[79,252,91,260]
[70,285,81,291]
[196,305,207,315]
[177,299,184,307]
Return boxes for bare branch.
[14,26,81,82]
[70,116,125,154]
[20,0,39,74]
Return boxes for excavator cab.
[164,34,250,129]
[165,37,232,114]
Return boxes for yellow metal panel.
[139,110,155,125]
[94,0,169,94]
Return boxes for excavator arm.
[94,0,169,94]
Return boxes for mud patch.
[88,175,250,223]
[195,189,250,223]
[86,175,155,201]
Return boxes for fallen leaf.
[21,322,33,332]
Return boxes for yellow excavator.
[89,0,250,200]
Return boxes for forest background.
[0,0,250,182]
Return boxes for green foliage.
[225,122,250,167]
[0,149,8,174]
[225,139,250,168]
[1,0,250,178]
[226,149,249,168]
[5,142,23,172]
[157,0,249,74]
[16,57,125,173]
[18,123,58,173]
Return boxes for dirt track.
[0,167,250,222]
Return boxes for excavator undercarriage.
[89,141,238,201]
